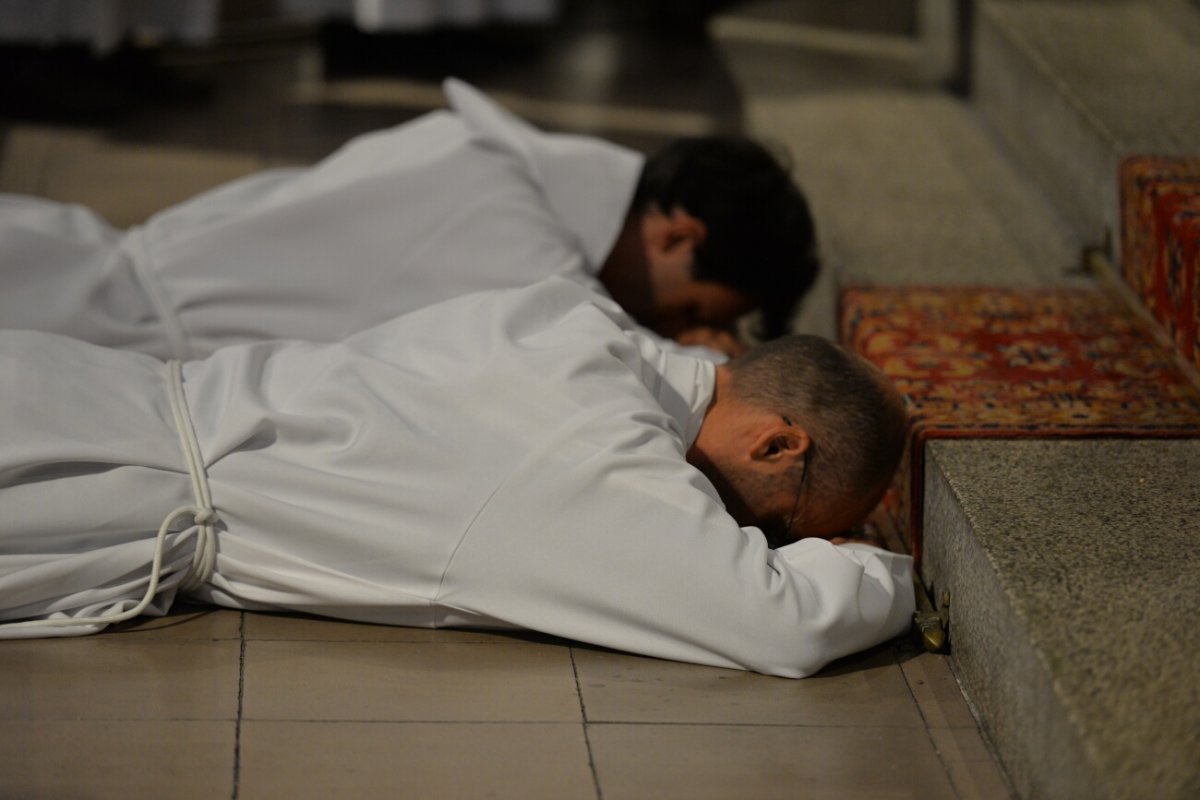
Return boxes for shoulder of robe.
[442,78,644,270]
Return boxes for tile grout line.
[896,643,965,800]
[231,612,247,800]
[189,718,933,728]
[35,134,51,198]
[569,647,604,800]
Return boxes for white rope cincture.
[128,226,191,360]
[164,359,218,595]
[1,359,218,632]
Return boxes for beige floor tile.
[575,644,924,726]
[0,719,235,799]
[901,650,980,728]
[589,723,957,800]
[105,605,242,641]
[0,638,240,720]
[0,125,54,194]
[25,126,262,227]
[242,640,581,722]
[929,726,1016,800]
[239,720,595,800]
[243,611,556,645]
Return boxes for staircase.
[712,2,1200,798]
[975,0,1200,248]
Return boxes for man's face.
[639,207,755,338]
[644,270,757,341]
[686,438,806,546]
[701,459,809,546]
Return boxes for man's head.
[687,335,908,544]
[599,136,820,343]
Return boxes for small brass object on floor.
[913,589,950,653]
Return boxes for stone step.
[972,0,1200,251]
[711,14,1086,339]
[715,4,1200,799]
[923,439,1200,800]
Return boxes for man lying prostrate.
[0,278,909,678]
[0,78,817,361]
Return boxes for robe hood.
[444,77,645,274]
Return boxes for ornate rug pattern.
[1120,155,1200,375]
[839,285,1200,560]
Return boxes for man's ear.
[663,208,708,252]
[750,419,810,465]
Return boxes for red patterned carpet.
[839,285,1200,560]
[1121,155,1200,375]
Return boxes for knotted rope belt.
[2,359,218,632]
[163,358,219,595]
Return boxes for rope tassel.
[1,360,218,632]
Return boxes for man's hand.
[674,326,747,358]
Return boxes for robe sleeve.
[433,422,915,679]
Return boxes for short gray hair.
[727,335,908,526]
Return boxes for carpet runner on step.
[839,284,1200,560]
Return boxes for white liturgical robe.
[0,280,913,677]
[0,79,642,360]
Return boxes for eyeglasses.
[780,415,812,544]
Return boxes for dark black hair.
[633,136,820,339]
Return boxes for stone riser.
[973,5,1119,248]
[972,0,1200,257]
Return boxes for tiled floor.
[0,3,1014,797]
[0,608,1010,799]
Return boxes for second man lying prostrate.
[0,279,911,678]
[0,78,817,360]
